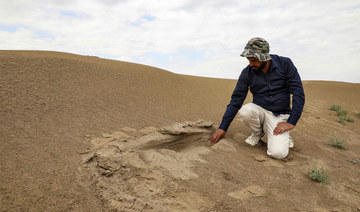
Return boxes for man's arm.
[286,58,305,126]
[273,58,305,135]
[211,69,249,144]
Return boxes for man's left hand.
[273,122,294,135]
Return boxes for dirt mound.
[80,120,237,211]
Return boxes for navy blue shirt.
[219,54,305,132]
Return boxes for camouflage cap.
[240,37,271,61]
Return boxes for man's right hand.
[210,129,226,144]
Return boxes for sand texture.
[1,51,360,211]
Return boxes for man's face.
[247,57,262,70]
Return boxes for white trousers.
[239,103,291,159]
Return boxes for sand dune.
[1,51,359,211]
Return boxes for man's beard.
[250,62,266,72]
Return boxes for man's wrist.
[287,116,298,126]
[218,123,229,132]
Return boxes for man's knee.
[267,148,289,159]
[239,103,258,121]
[266,132,291,160]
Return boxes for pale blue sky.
[1,0,360,83]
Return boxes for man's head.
[241,37,271,72]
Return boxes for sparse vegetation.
[329,104,354,124]
[307,159,328,184]
[347,158,360,164]
[336,108,347,117]
[338,118,346,125]
[329,136,347,150]
[329,104,341,111]
[356,112,360,117]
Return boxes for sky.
[1,0,360,83]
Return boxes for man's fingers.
[212,134,221,144]
[274,122,294,136]
[274,123,281,135]
[210,134,218,144]
[274,126,286,135]
[274,129,279,135]
[210,136,216,144]
[212,136,219,144]
[278,128,285,135]
[210,129,226,144]
[211,137,217,144]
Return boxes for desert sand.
[1,50,359,211]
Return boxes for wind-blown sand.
[1,51,359,211]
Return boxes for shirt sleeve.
[285,59,305,126]
[219,69,249,131]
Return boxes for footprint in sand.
[228,185,266,200]
[252,154,284,168]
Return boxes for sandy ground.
[1,51,359,211]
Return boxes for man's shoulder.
[271,54,292,63]
[270,54,294,69]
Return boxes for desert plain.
[1,51,359,211]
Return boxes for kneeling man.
[211,37,305,159]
